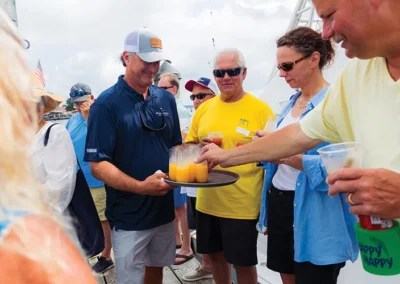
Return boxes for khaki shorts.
[111,222,175,284]
[89,186,107,221]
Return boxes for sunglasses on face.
[277,56,308,72]
[213,67,243,78]
[160,85,174,90]
[70,89,89,97]
[136,99,166,132]
[190,93,214,101]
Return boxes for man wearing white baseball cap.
[85,28,181,284]
[124,27,170,63]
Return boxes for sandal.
[174,253,194,265]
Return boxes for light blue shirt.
[176,99,192,133]
[66,113,104,188]
[257,87,359,265]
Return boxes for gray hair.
[120,52,135,67]
[213,48,246,69]
[160,73,180,90]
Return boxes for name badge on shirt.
[236,126,250,136]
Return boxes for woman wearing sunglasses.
[256,27,358,284]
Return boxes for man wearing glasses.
[66,83,114,273]
[84,28,181,284]
[186,77,217,110]
[158,73,192,137]
[185,49,274,284]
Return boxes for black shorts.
[267,185,296,274]
[186,196,197,230]
[295,261,345,284]
[267,185,345,283]
[196,210,258,266]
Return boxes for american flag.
[35,60,46,87]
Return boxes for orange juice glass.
[196,162,209,183]
[188,163,196,182]
[169,147,178,181]
[176,166,190,183]
[208,132,224,147]
[169,164,177,181]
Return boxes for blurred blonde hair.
[0,7,87,277]
[0,8,47,214]
[0,10,96,284]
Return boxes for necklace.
[295,99,308,109]
[295,82,329,109]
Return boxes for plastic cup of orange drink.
[176,148,190,183]
[195,161,208,183]
[169,147,177,181]
[208,132,224,147]
[188,144,198,183]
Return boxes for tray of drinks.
[164,169,240,188]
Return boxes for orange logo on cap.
[150,38,162,49]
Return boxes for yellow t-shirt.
[300,57,400,172]
[185,93,274,219]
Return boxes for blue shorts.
[173,187,186,208]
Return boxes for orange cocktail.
[176,166,190,183]
[189,163,196,182]
[169,164,177,181]
[208,132,224,147]
[196,163,209,183]
[212,138,222,147]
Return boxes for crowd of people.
[1,0,400,284]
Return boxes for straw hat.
[31,72,63,113]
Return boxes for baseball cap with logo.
[69,83,92,103]
[124,27,170,63]
[185,77,218,94]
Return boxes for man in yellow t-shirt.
[198,0,400,221]
[186,48,274,284]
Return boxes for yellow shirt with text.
[185,93,274,219]
[300,58,400,172]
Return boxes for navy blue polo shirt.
[84,75,182,231]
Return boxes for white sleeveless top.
[272,111,301,191]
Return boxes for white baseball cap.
[124,27,170,63]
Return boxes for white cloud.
[14,0,347,108]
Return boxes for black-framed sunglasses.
[136,99,166,132]
[70,89,89,97]
[213,67,243,78]
[277,56,308,72]
[160,85,174,90]
[190,93,214,101]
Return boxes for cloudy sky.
[14,0,348,112]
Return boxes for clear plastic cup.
[264,114,277,133]
[253,114,276,141]
[176,147,190,183]
[317,142,364,174]
[187,144,198,183]
[169,147,177,181]
[190,144,208,182]
[196,161,208,183]
[208,132,224,147]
